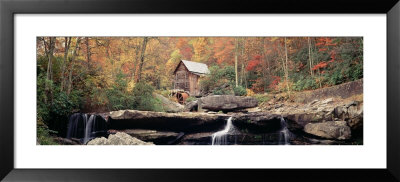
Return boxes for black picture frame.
[1,0,399,181]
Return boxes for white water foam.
[211,117,233,145]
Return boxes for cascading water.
[83,115,96,144]
[66,113,107,144]
[279,117,290,145]
[211,117,233,145]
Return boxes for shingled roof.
[174,60,210,75]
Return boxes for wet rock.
[304,121,351,140]
[87,132,154,145]
[232,112,282,133]
[108,110,230,133]
[347,104,363,130]
[199,95,258,112]
[178,132,214,145]
[53,137,81,145]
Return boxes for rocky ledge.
[106,110,230,133]
[87,132,154,145]
[231,112,282,133]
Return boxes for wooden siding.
[173,62,201,96]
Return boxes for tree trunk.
[67,38,80,95]
[136,37,148,83]
[45,37,56,103]
[234,38,239,87]
[132,39,141,81]
[308,37,313,76]
[85,37,91,71]
[61,37,71,91]
[284,37,290,94]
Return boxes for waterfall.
[211,117,233,145]
[83,115,96,144]
[279,117,290,145]
[66,113,107,144]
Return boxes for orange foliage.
[312,61,328,71]
[246,55,262,71]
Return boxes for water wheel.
[176,92,189,104]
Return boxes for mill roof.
[174,60,210,75]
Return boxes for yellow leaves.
[127,80,135,92]
[270,37,279,42]
[246,88,255,96]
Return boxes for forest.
[36,37,363,145]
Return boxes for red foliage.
[180,47,193,59]
[246,54,262,71]
[177,38,193,60]
[269,76,281,89]
[312,61,328,71]
[328,50,336,63]
[316,37,337,52]
[246,60,261,71]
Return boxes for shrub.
[132,82,163,112]
[233,86,247,96]
[253,94,270,104]
[37,124,58,145]
[106,72,134,111]
[246,89,255,96]
[200,65,236,94]
[186,96,197,102]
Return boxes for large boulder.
[87,132,154,145]
[107,110,230,133]
[154,93,184,113]
[232,112,282,133]
[199,95,258,112]
[304,121,351,140]
[109,129,183,145]
[334,101,363,130]
[184,100,198,112]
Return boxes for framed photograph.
[1,0,399,181]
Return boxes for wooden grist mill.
[172,60,209,104]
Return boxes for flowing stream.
[211,117,233,145]
[279,117,290,145]
[66,113,107,144]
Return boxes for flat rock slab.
[200,95,258,112]
[304,121,351,140]
[107,110,230,133]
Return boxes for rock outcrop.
[109,129,183,145]
[107,110,230,133]
[334,101,363,130]
[87,132,154,145]
[199,95,258,112]
[154,93,184,113]
[184,100,198,112]
[267,98,363,132]
[232,112,282,133]
[304,121,351,140]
